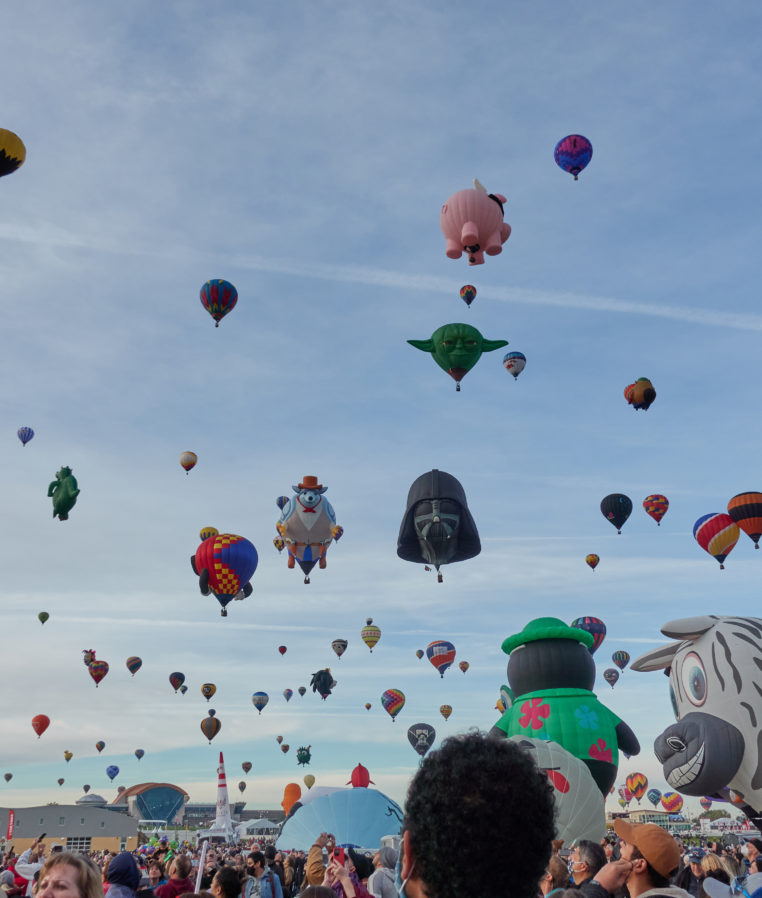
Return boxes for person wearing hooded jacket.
[367,848,397,898]
[105,853,140,898]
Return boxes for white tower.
[209,751,234,839]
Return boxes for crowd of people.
[2,733,762,898]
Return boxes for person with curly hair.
[398,731,556,898]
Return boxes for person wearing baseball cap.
[611,819,691,898]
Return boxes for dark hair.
[211,867,240,898]
[629,845,672,888]
[248,852,264,867]
[576,840,606,875]
[404,731,555,898]
[173,857,193,880]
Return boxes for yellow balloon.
[0,129,26,177]
[200,526,219,542]
[303,774,315,789]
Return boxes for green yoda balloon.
[48,466,80,521]
[408,323,508,391]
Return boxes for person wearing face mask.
[745,841,762,873]
[568,842,607,887]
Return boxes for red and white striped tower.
[210,751,234,839]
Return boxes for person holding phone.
[321,851,371,898]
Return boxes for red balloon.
[88,660,109,687]
[278,645,287,655]
[32,714,50,738]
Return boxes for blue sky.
[2,2,762,818]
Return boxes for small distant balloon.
[459,661,469,674]
[57,778,64,787]
[727,492,762,549]
[95,741,105,753]
[426,640,456,677]
[298,686,306,697]
[503,351,526,380]
[135,749,144,761]
[169,672,185,693]
[554,134,593,181]
[365,702,371,710]
[278,645,287,655]
[32,714,50,738]
[407,723,436,758]
[362,618,381,652]
[242,761,252,773]
[601,494,633,534]
[603,669,619,688]
[331,638,348,659]
[439,704,452,721]
[612,650,630,671]
[0,130,26,177]
[180,685,188,695]
[415,649,424,660]
[238,781,246,793]
[283,689,293,702]
[179,451,197,474]
[200,279,238,327]
[304,774,315,789]
[88,660,109,687]
[460,285,477,307]
[252,692,269,714]
[700,797,713,811]
[199,526,219,542]
[201,683,216,701]
[585,554,600,571]
[570,616,606,655]
[381,688,405,721]
[281,744,290,754]
[3,774,11,783]
[38,611,49,625]
[646,788,662,808]
[106,765,119,782]
[276,735,283,744]
[83,784,90,793]
[126,656,142,676]
[17,427,34,447]
[201,711,221,743]
[643,495,669,526]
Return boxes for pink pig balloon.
[440,179,511,265]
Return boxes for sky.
[2,1,762,823]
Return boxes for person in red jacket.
[153,857,194,898]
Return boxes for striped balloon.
[17,426,34,446]
[693,513,740,569]
[661,791,683,813]
[626,772,648,802]
[646,788,662,808]
[700,797,713,811]
[200,279,238,327]
[251,691,269,714]
[727,492,762,549]
[426,640,456,677]
[439,704,452,721]
[460,285,476,307]
[361,618,381,652]
[643,494,669,525]
[125,656,142,676]
[381,688,405,721]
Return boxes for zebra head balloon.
[632,616,762,828]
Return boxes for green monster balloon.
[47,466,80,521]
[408,323,508,391]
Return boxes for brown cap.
[613,819,681,878]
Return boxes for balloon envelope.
[201,713,221,742]
[200,279,238,327]
[304,774,315,789]
[0,129,26,177]
[407,723,436,758]
[276,786,404,851]
[439,704,452,721]
[646,788,662,808]
[460,285,476,307]
[459,661,469,674]
[611,651,630,671]
[242,762,252,774]
[584,554,600,571]
[331,639,348,658]
[603,669,619,688]
[361,618,381,652]
[626,772,648,802]
[135,749,145,760]
[661,791,683,813]
[95,741,105,753]
[693,513,740,569]
[426,640,456,677]
[38,611,49,625]
[179,451,197,473]
[278,645,287,655]
[600,494,632,533]
[571,617,606,654]
[700,797,713,811]
[554,134,593,180]
[381,689,405,721]
[201,683,216,701]
[643,495,669,525]
[283,689,293,702]
[503,351,526,379]
[17,426,34,446]
[32,714,50,738]
[88,660,109,687]
[126,656,142,676]
[169,672,185,692]
[106,765,119,781]
[727,493,762,549]
[252,692,269,714]
[238,782,246,793]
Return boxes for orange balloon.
[281,782,301,815]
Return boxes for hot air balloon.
[57,778,64,786]
[332,639,348,659]
[87,661,109,687]
[298,686,306,697]
[601,494,632,533]
[200,279,238,327]
[0,129,25,178]
[460,285,476,307]
[281,744,290,754]
[192,532,258,616]
[3,774,11,783]
[238,782,246,793]
[603,669,619,688]
[585,554,600,571]
[440,180,511,266]
[95,741,105,753]
[135,749,145,761]
[17,426,34,446]
[179,451,197,474]
[626,772,648,803]
[618,797,627,809]
[646,788,662,808]
[426,640,456,677]
[643,495,669,526]
[126,656,142,676]
[278,645,287,655]
[612,651,630,671]
[32,715,50,738]
[409,323,508,391]
[49,466,79,521]
[439,704,452,721]
[106,766,119,782]
[251,692,269,714]
[361,618,381,652]
[661,791,683,814]
[304,774,315,789]
[381,689,405,721]
[310,669,336,700]
[571,617,607,655]
[169,672,185,693]
[415,649,424,660]
[503,351,526,380]
[82,649,96,666]
[624,378,657,411]
[83,784,90,794]
[347,763,374,788]
[296,746,312,766]
[201,683,216,701]
[365,702,371,710]
[407,723,436,758]
[276,736,283,744]
[700,797,713,811]
[459,661,469,674]
[281,783,301,815]
[200,526,218,542]
[618,785,633,805]
[693,513,740,569]
[283,689,293,702]
[38,611,49,625]
[242,762,252,773]
[64,751,72,763]
[727,492,762,549]
[201,711,221,743]
[554,135,593,181]
[180,685,188,695]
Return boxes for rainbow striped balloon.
[381,688,405,721]
[661,791,683,813]
[693,513,740,569]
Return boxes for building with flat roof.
[0,803,138,853]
